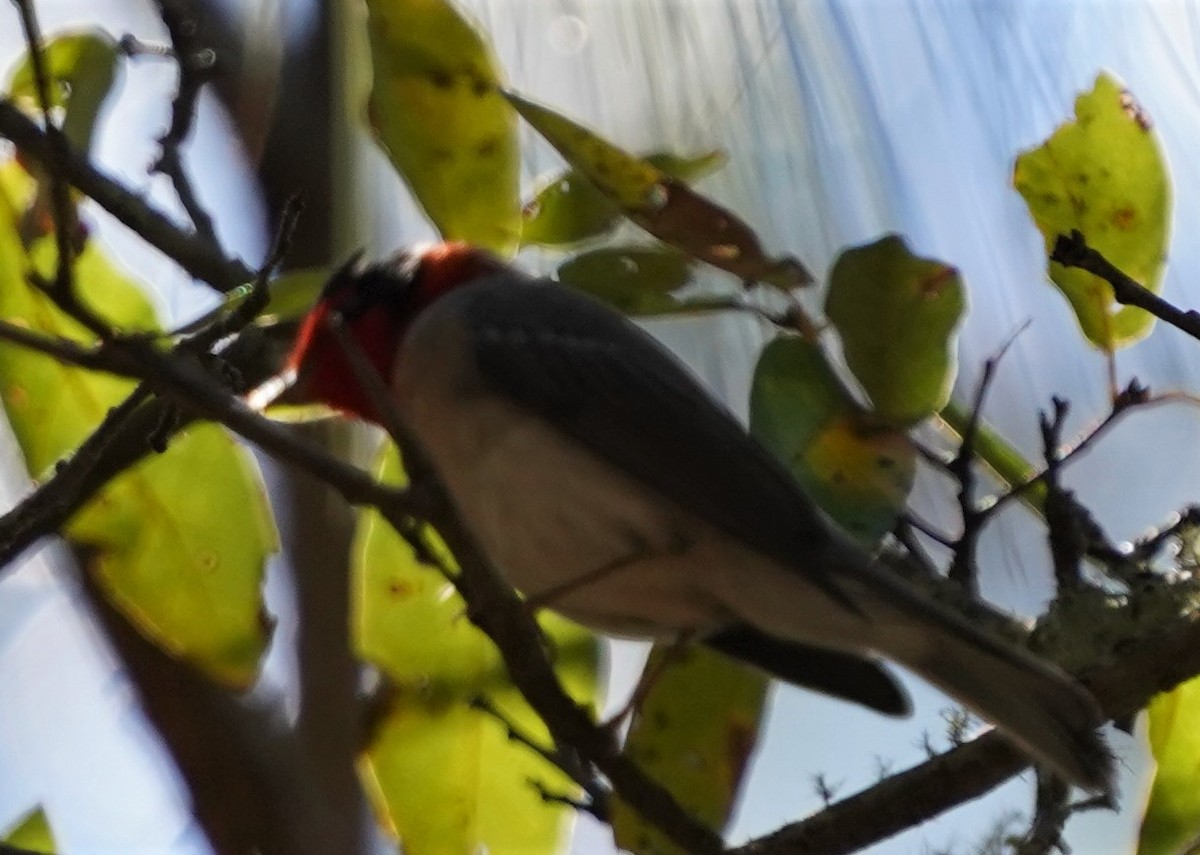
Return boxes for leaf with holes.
[824,235,965,426]
[0,161,275,686]
[365,0,520,255]
[556,246,693,315]
[1139,677,1200,855]
[522,149,727,248]
[355,444,601,854]
[750,336,915,544]
[613,646,768,855]
[1014,73,1170,350]
[508,92,808,286]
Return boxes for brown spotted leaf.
[521,149,726,248]
[507,91,808,286]
[365,0,521,255]
[612,646,768,855]
[1014,72,1170,350]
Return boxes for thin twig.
[471,695,589,784]
[528,778,609,822]
[150,0,219,242]
[983,381,1157,520]
[0,98,254,292]
[471,693,609,816]
[891,518,941,577]
[11,0,74,278]
[1039,397,1087,591]
[1131,505,1200,562]
[11,0,115,340]
[901,510,955,549]
[947,325,1027,593]
[1052,230,1200,342]
[192,194,303,346]
[1013,771,1071,855]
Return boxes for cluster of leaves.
[0,1,1197,854]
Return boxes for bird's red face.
[287,242,504,422]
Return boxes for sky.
[6,0,1200,853]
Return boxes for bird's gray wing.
[449,274,860,611]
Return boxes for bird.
[285,241,1111,792]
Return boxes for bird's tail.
[839,551,1112,792]
[895,614,1111,791]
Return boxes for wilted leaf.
[613,646,768,855]
[521,149,727,248]
[355,444,601,854]
[1014,72,1170,350]
[824,235,965,426]
[556,246,692,315]
[0,161,274,686]
[507,92,807,285]
[1139,678,1200,855]
[2,807,56,854]
[366,0,520,255]
[750,336,915,543]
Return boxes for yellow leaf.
[1014,73,1171,350]
[0,161,275,686]
[354,444,601,853]
[366,0,520,255]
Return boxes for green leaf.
[5,30,121,153]
[0,161,274,686]
[5,30,121,246]
[613,646,768,855]
[68,424,277,684]
[365,0,520,255]
[824,235,966,426]
[1140,678,1200,855]
[521,149,727,248]
[261,267,329,324]
[556,246,692,315]
[172,267,327,340]
[2,807,56,854]
[355,444,601,854]
[750,336,915,544]
[1014,72,1171,350]
[507,91,807,286]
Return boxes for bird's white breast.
[389,311,740,638]
[390,304,874,649]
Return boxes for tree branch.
[0,99,253,291]
[731,589,1200,855]
[1051,230,1200,342]
[0,294,725,854]
[148,0,220,243]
